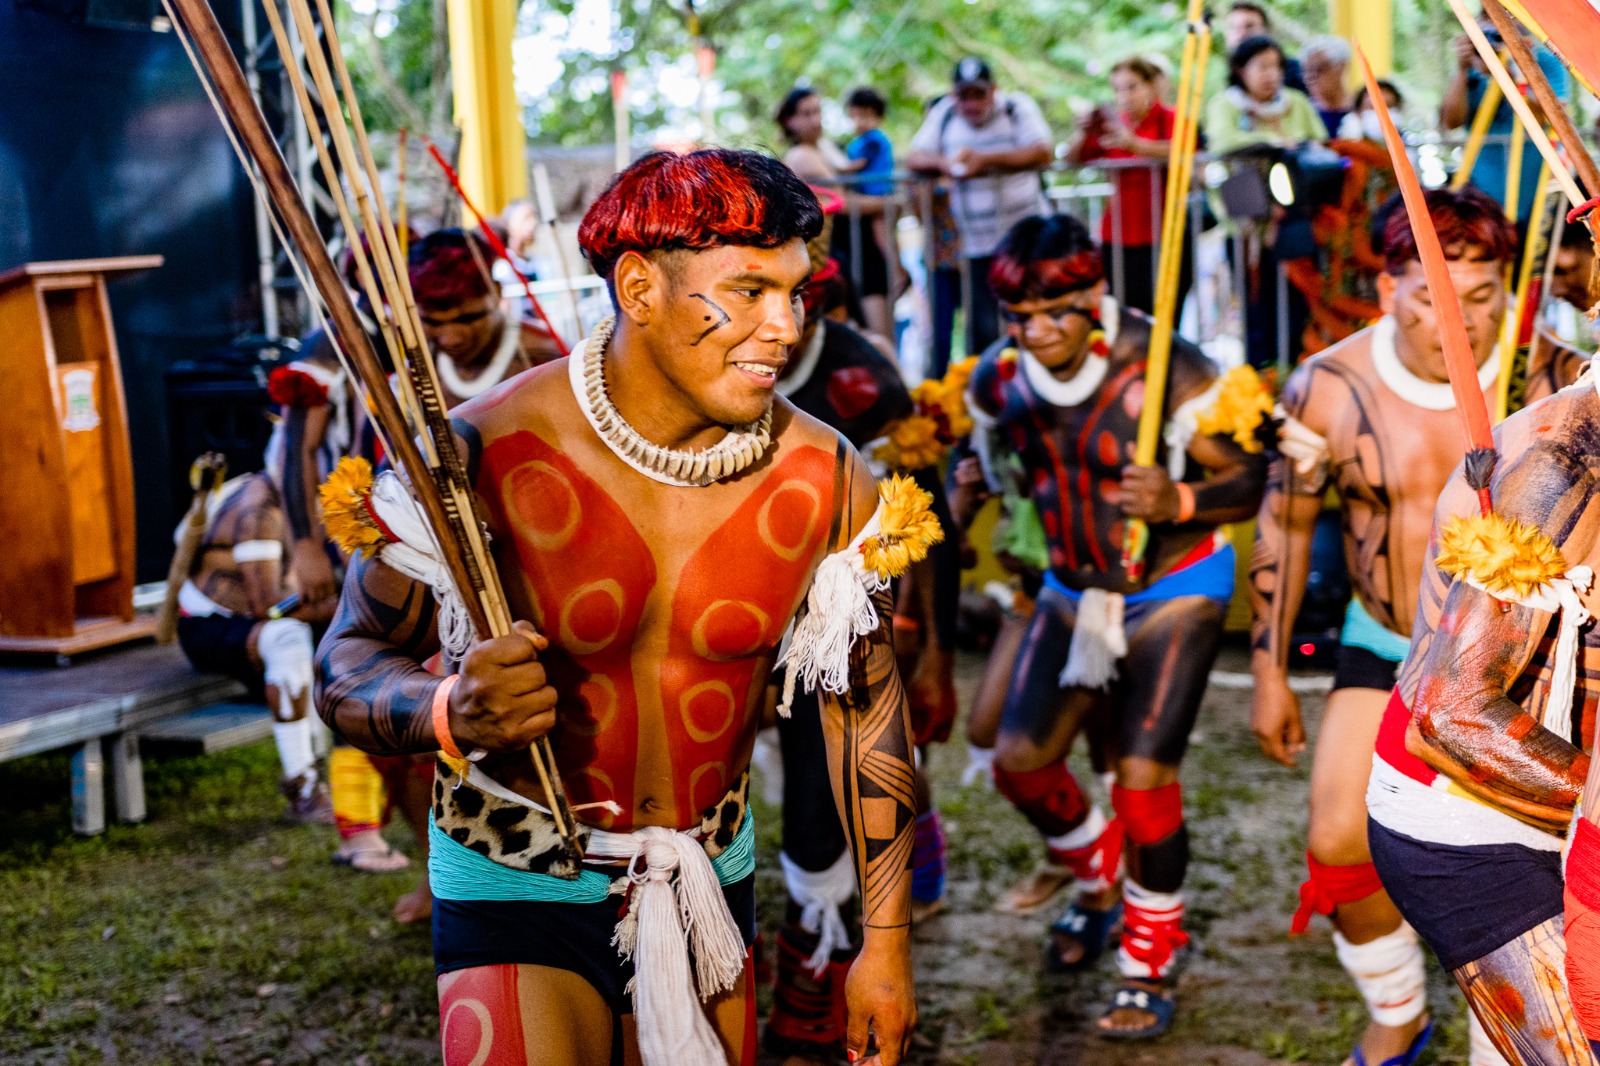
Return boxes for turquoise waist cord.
[428,809,756,903]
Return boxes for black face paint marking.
[689,293,731,346]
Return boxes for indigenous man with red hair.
[407,228,561,408]
[317,149,920,1066]
[965,213,1267,1038]
[1251,185,1525,1066]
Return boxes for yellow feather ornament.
[873,415,947,472]
[1435,512,1570,601]
[861,475,945,581]
[318,456,392,558]
[1196,365,1274,453]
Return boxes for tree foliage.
[341,0,1451,150]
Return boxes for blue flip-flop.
[1351,1020,1435,1066]
[1097,980,1177,1040]
[1046,899,1123,973]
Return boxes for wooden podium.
[0,257,163,658]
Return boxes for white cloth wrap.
[780,849,857,976]
[606,825,748,1066]
[962,743,996,788]
[1059,588,1127,690]
[258,617,314,725]
[366,470,477,662]
[1274,404,1330,491]
[1163,379,1223,480]
[462,764,739,1066]
[1333,923,1427,1027]
[1459,566,1594,744]
[776,503,887,717]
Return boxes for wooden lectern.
[0,256,163,658]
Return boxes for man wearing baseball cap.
[907,58,1055,359]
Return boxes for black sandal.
[1046,899,1122,973]
[1096,979,1176,1040]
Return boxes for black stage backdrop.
[0,0,261,582]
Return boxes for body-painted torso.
[461,363,846,832]
[968,310,1217,592]
[778,318,912,447]
[1283,327,1496,638]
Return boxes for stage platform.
[0,641,255,833]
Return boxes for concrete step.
[139,702,274,756]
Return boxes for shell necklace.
[569,316,772,488]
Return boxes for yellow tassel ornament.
[318,456,392,558]
[874,415,946,473]
[1196,365,1274,453]
[861,475,945,580]
[1435,512,1570,600]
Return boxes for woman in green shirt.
[1208,35,1329,154]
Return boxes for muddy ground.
[0,644,1470,1064]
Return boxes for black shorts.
[832,220,889,297]
[176,613,260,687]
[1367,819,1564,971]
[432,873,758,1011]
[1332,643,1401,693]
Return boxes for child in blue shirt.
[844,87,895,195]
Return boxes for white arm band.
[232,539,284,563]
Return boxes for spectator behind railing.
[1337,79,1404,142]
[1207,36,1328,155]
[906,57,1054,364]
[1220,1,1306,94]
[777,85,896,339]
[1440,17,1567,226]
[1300,36,1353,141]
[1064,55,1193,319]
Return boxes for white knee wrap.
[780,849,856,977]
[1468,1010,1513,1066]
[258,617,314,704]
[1333,923,1427,1027]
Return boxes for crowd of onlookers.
[762,0,1569,376]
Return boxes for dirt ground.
[0,643,1472,1065]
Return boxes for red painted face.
[648,241,811,426]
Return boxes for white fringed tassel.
[776,508,886,717]
[367,471,478,661]
[1540,567,1593,745]
[612,826,747,1066]
[780,850,857,977]
[1333,923,1427,1027]
[1060,588,1127,690]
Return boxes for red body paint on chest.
[661,444,837,815]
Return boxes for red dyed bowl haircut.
[408,230,495,313]
[577,148,825,281]
[1381,185,1517,275]
[988,215,1105,304]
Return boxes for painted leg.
[1304,687,1430,1066]
[438,964,616,1066]
[1455,918,1600,1066]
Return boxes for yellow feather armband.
[318,456,395,558]
[1195,365,1274,453]
[861,475,945,581]
[1435,512,1569,601]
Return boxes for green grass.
[0,647,1480,1064]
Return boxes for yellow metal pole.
[1452,76,1504,192]
[1498,165,1550,419]
[446,0,528,216]
[1123,0,1210,578]
[1330,0,1392,80]
[1503,119,1526,222]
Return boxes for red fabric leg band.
[1565,818,1600,1044]
[993,760,1088,838]
[1111,782,1184,845]
[1291,852,1385,935]
[766,924,850,1048]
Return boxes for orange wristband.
[1175,482,1196,523]
[432,674,463,760]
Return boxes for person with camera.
[1065,55,1193,319]
[1441,18,1568,225]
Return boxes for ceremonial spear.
[1122,0,1211,580]
[161,0,583,868]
